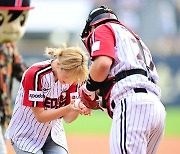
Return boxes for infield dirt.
[6,135,180,154]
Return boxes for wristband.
[86,75,102,91]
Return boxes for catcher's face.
[81,25,96,54]
[0,10,28,43]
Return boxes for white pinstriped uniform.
[90,22,166,154]
[5,60,76,153]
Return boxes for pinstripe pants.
[110,95,166,154]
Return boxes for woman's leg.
[42,134,68,154]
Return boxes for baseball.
[74,99,81,108]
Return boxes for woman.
[5,44,91,154]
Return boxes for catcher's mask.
[80,5,118,47]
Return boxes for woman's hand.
[72,99,92,116]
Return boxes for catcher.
[79,5,166,154]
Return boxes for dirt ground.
[6,135,180,154]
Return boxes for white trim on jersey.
[34,65,52,107]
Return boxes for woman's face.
[56,68,73,84]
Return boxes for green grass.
[164,107,180,137]
[63,110,112,135]
[63,107,180,136]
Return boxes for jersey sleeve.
[90,24,116,60]
[22,66,44,108]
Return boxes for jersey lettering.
[70,92,79,101]
[44,97,66,109]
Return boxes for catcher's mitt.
[80,90,104,111]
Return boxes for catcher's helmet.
[0,0,34,10]
[81,5,118,40]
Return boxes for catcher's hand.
[80,89,104,111]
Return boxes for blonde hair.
[45,44,89,84]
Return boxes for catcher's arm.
[80,56,112,110]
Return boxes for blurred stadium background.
[10,0,180,153]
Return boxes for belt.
[114,69,154,83]
[111,88,147,109]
